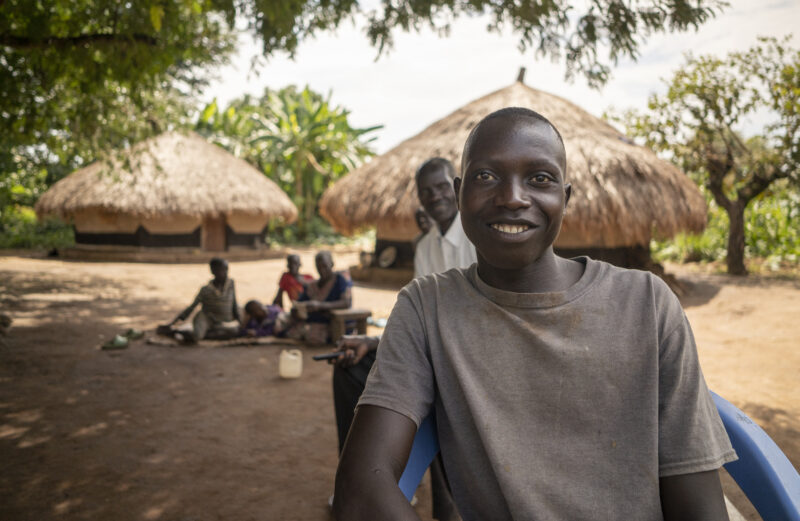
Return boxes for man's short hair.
[415,157,456,184]
[462,107,566,174]
[209,257,227,270]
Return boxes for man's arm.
[272,288,285,308]
[308,279,352,312]
[333,405,421,521]
[171,292,201,325]
[659,470,729,521]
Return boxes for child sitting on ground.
[273,254,313,309]
[241,300,287,338]
[334,108,736,520]
[169,258,240,343]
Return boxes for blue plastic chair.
[398,394,800,521]
[711,391,800,521]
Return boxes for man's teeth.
[491,224,530,234]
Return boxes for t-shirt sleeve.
[357,287,435,427]
[656,284,737,476]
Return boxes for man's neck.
[476,250,583,294]
[436,212,457,236]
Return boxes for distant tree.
[197,87,381,239]
[614,37,800,275]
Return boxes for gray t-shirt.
[358,258,736,521]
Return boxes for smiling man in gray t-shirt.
[333,108,736,521]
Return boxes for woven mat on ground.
[146,335,302,348]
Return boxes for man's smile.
[489,223,531,234]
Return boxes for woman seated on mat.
[288,250,352,345]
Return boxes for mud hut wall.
[226,212,270,234]
[141,215,203,233]
[72,209,140,233]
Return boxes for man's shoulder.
[404,267,474,299]
[583,258,678,310]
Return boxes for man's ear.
[564,184,572,208]
[453,177,462,209]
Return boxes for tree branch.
[0,32,159,50]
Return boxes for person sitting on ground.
[412,207,433,250]
[273,254,313,309]
[170,257,241,343]
[241,300,287,338]
[333,108,736,521]
[289,251,352,345]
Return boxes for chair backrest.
[399,395,800,521]
[711,392,800,521]
[398,414,439,501]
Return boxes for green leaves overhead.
[0,0,235,188]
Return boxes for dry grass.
[36,131,297,223]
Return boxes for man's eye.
[530,174,551,184]
[475,171,494,181]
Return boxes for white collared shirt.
[414,212,477,278]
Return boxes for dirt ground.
[0,252,798,521]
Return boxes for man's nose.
[429,186,446,201]
[495,179,530,210]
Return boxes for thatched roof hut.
[320,76,705,269]
[37,131,297,253]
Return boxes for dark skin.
[170,261,240,326]
[272,255,306,308]
[414,208,433,235]
[294,252,351,314]
[330,334,380,368]
[416,166,458,235]
[334,115,729,521]
[243,301,267,337]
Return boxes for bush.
[265,216,375,249]
[0,206,74,250]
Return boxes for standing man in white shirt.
[328,157,471,520]
[413,158,477,279]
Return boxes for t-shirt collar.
[469,257,601,309]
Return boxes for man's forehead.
[417,167,451,185]
[464,116,566,169]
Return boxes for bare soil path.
[0,254,797,521]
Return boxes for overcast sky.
[205,1,799,153]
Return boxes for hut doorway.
[202,216,227,252]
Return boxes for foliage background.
[652,180,799,271]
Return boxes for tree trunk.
[294,154,306,239]
[725,200,747,276]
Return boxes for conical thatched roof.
[319,81,705,248]
[36,131,297,222]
